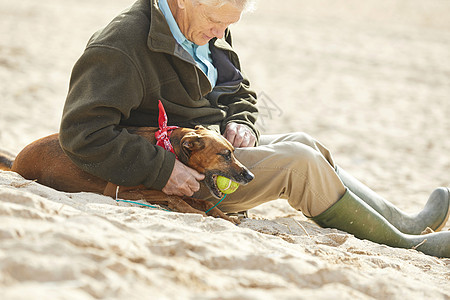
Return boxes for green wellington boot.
[310,189,450,258]
[336,166,450,235]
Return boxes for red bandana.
[155,100,179,158]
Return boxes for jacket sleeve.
[218,77,260,143]
[59,45,175,190]
[217,30,260,144]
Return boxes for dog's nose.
[242,169,254,183]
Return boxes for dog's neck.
[123,126,191,166]
[169,128,190,165]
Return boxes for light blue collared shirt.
[159,0,218,88]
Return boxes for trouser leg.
[195,132,346,217]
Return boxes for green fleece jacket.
[59,0,259,190]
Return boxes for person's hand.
[162,159,205,197]
[223,122,256,148]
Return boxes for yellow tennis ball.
[216,176,239,194]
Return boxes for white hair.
[193,0,256,13]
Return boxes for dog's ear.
[181,134,205,157]
[194,125,207,131]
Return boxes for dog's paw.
[228,215,241,225]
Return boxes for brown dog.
[0,126,254,223]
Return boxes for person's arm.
[218,30,260,147]
[60,46,175,190]
[220,79,259,147]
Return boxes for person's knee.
[234,139,330,174]
[273,141,324,170]
[261,132,317,146]
[277,132,334,167]
[288,132,319,147]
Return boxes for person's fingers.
[224,123,256,148]
[186,175,201,193]
[188,167,205,181]
[239,131,251,147]
[185,165,204,193]
[224,123,237,145]
[233,125,246,147]
[163,161,204,196]
[246,131,257,147]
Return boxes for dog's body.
[0,126,254,222]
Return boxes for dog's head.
[174,126,254,199]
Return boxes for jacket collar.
[147,0,180,54]
[147,0,234,60]
[212,36,234,52]
[158,0,186,46]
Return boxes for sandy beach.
[1,0,449,299]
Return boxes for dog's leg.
[104,183,208,216]
[182,197,239,224]
[103,183,237,223]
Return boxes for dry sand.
[1,0,449,299]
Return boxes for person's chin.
[195,34,213,46]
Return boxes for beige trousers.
[195,132,347,217]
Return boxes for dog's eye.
[220,150,232,161]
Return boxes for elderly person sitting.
[59,0,450,257]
